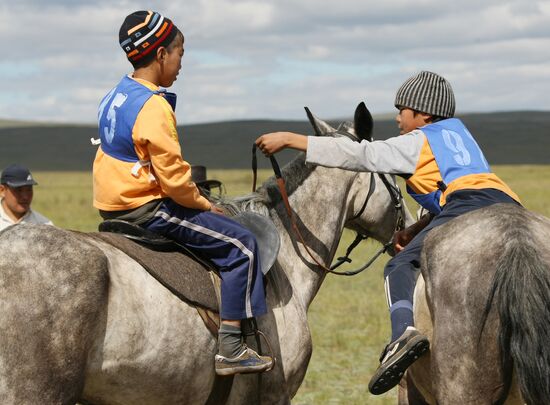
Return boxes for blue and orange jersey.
[93,75,211,212]
[405,119,518,214]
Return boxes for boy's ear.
[421,111,434,124]
[157,46,167,62]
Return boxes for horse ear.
[304,107,336,136]
[354,102,374,141]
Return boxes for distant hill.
[0,111,548,171]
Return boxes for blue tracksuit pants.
[384,188,520,341]
[142,199,267,320]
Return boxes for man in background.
[0,164,53,231]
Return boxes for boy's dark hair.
[411,109,446,123]
[119,10,180,69]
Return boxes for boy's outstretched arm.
[255,132,308,156]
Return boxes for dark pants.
[142,199,267,320]
[384,189,519,340]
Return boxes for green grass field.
[30,166,550,404]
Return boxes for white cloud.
[1,0,549,124]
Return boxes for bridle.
[252,144,406,276]
[328,171,405,275]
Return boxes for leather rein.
[252,144,406,276]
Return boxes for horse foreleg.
[225,310,294,405]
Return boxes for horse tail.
[482,215,550,405]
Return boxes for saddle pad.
[232,211,280,275]
[90,232,219,312]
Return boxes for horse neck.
[261,157,356,309]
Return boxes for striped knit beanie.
[394,71,455,118]
[119,11,178,64]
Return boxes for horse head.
[304,102,413,248]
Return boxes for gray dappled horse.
[401,204,550,405]
[0,104,413,405]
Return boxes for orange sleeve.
[132,95,211,211]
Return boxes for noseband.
[252,144,406,276]
[329,171,406,275]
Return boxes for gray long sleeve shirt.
[305,130,426,176]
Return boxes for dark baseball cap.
[0,164,38,187]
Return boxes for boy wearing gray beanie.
[255,71,521,395]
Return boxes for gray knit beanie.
[394,71,455,118]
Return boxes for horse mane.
[218,153,318,216]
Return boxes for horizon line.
[1,109,549,128]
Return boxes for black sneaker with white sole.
[368,326,429,395]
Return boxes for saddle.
[93,225,220,310]
[93,212,280,334]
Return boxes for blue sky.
[1,0,549,124]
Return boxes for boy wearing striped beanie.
[255,71,520,394]
[94,11,272,377]
[119,10,179,69]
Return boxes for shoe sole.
[215,360,274,376]
[368,336,429,395]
